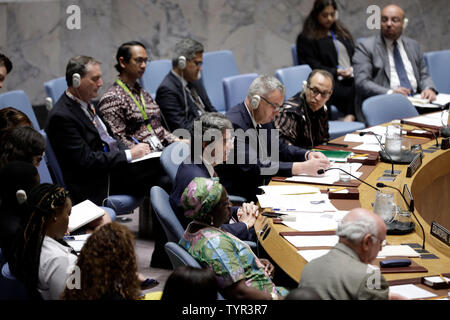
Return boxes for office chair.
[362,94,419,127]
[0,90,41,130]
[201,50,239,113]
[424,50,450,94]
[275,64,312,101]
[0,262,27,300]
[139,59,172,99]
[222,73,258,111]
[160,141,191,183]
[44,76,67,109]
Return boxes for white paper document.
[282,214,338,232]
[256,193,337,212]
[352,143,382,152]
[131,151,162,163]
[259,185,321,196]
[405,111,447,127]
[297,249,330,262]
[389,284,437,300]
[285,163,363,185]
[69,200,105,232]
[284,235,339,248]
[376,245,421,258]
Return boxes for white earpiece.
[250,95,261,110]
[178,56,187,70]
[302,80,308,92]
[403,18,409,30]
[72,73,81,88]
[16,190,27,205]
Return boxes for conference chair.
[0,262,27,300]
[160,141,191,183]
[0,90,41,129]
[44,76,67,109]
[424,50,450,94]
[291,43,299,66]
[139,59,172,99]
[275,64,312,101]
[362,94,419,127]
[201,50,239,113]
[223,73,258,111]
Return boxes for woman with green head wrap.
[179,177,288,300]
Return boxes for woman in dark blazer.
[297,0,356,121]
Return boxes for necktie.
[89,105,119,152]
[187,84,206,114]
[393,41,413,94]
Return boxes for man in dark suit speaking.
[216,75,330,202]
[46,56,160,205]
[353,4,437,120]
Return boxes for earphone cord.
[181,70,188,120]
[302,94,314,149]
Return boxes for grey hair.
[247,75,286,100]
[336,215,379,244]
[172,38,204,67]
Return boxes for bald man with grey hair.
[298,208,406,300]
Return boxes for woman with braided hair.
[9,183,77,300]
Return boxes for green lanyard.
[115,78,153,133]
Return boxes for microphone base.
[386,220,416,235]
[440,126,450,138]
[379,150,416,164]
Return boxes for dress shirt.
[385,37,418,92]
[38,236,78,300]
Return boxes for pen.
[273,208,297,212]
[350,154,369,159]
[281,192,317,196]
[440,274,449,284]
[131,136,140,144]
[329,187,346,193]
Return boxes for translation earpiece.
[302,80,308,92]
[251,95,261,110]
[72,73,81,88]
[403,18,409,30]
[178,56,187,70]
[16,190,27,205]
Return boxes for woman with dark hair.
[61,222,141,300]
[179,177,289,300]
[297,0,356,121]
[0,107,33,139]
[161,266,219,301]
[0,126,45,168]
[8,183,77,300]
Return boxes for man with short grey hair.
[298,208,406,300]
[156,38,217,131]
[216,75,330,202]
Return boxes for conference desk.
[254,121,450,287]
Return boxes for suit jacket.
[169,162,256,242]
[353,34,436,120]
[297,33,355,79]
[155,71,217,131]
[45,93,129,205]
[299,243,389,300]
[216,102,307,202]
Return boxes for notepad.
[376,245,421,258]
[315,150,352,162]
[131,151,162,163]
[389,284,436,300]
[68,200,105,232]
[284,235,339,248]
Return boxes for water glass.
[339,163,352,182]
[385,125,402,160]
[373,191,396,222]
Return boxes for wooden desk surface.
[255,129,450,285]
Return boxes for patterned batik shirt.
[179,225,288,296]
[98,81,176,150]
[274,91,329,148]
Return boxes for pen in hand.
[131,136,140,144]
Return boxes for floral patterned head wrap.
[181,177,223,220]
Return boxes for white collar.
[171,69,188,88]
[243,100,258,129]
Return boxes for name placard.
[430,221,450,247]
[406,153,422,178]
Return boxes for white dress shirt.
[38,236,78,300]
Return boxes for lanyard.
[329,30,340,62]
[115,78,153,133]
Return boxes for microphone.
[400,119,440,148]
[359,131,396,175]
[317,167,380,192]
[376,183,425,250]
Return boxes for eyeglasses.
[133,57,149,65]
[307,86,332,98]
[260,96,282,112]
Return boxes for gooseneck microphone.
[400,119,440,148]
[359,131,396,175]
[376,183,425,250]
[317,168,380,192]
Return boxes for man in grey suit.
[353,5,437,121]
[298,208,406,300]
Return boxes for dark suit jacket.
[155,71,217,131]
[45,93,130,205]
[169,162,256,242]
[353,34,436,120]
[297,33,355,79]
[216,102,307,202]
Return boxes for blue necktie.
[393,41,413,95]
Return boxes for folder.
[68,200,105,232]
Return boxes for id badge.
[149,134,163,150]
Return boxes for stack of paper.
[284,235,339,248]
[285,162,362,185]
[65,234,91,253]
[297,250,330,262]
[376,245,421,258]
[389,284,437,300]
[256,193,337,212]
[405,111,447,127]
[259,185,320,196]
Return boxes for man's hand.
[237,201,259,229]
[393,87,412,96]
[130,143,150,159]
[421,88,437,102]
[260,259,275,279]
[292,158,331,176]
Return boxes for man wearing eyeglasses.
[216,75,330,202]
[98,41,177,151]
[156,38,217,131]
[275,69,333,149]
[353,4,437,121]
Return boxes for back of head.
[65,55,100,87]
[115,40,147,73]
[0,107,32,139]
[336,208,379,245]
[247,75,285,101]
[0,53,13,74]
[161,266,218,301]
[0,126,45,168]
[172,38,204,67]
[62,222,140,300]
